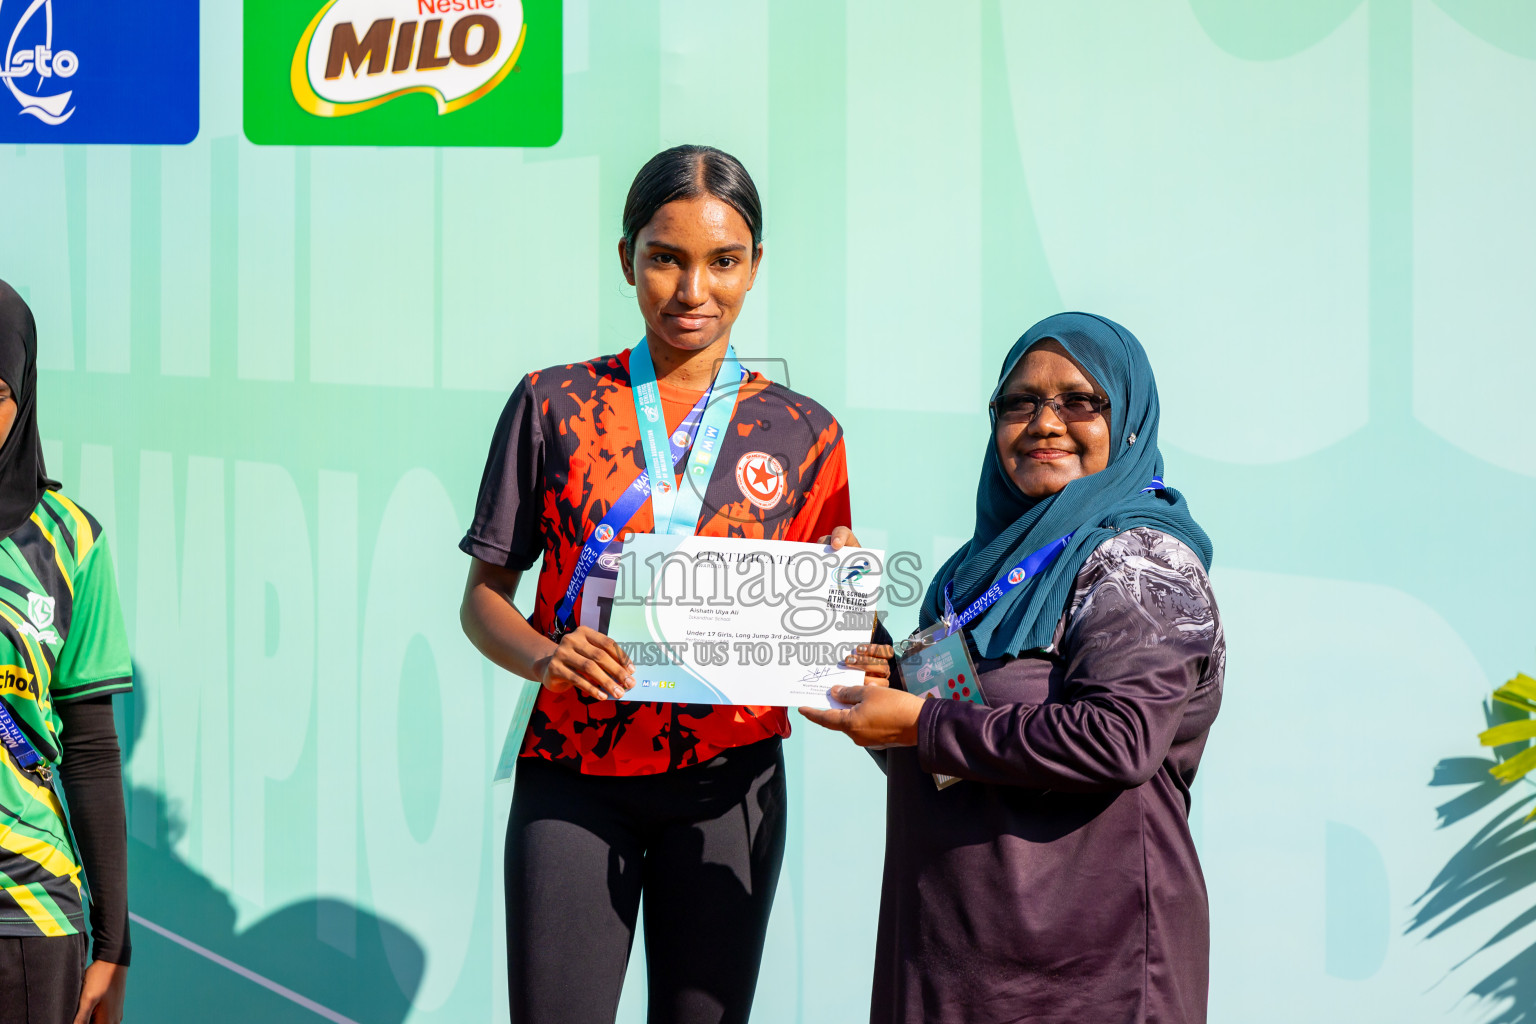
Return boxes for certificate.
[603,534,885,708]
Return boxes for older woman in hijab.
[803,313,1225,1024]
[0,281,133,1024]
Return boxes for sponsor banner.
[0,0,199,144]
[244,0,561,147]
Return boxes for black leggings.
[505,738,787,1024]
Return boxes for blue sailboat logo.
[0,0,78,124]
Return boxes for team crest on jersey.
[734,451,785,511]
[22,593,60,646]
[1007,568,1026,585]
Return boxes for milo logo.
[244,0,559,147]
[293,0,525,117]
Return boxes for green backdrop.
[3,0,1535,1020]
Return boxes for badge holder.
[896,628,983,790]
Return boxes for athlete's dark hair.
[622,145,763,258]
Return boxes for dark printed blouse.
[874,527,1225,1024]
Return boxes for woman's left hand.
[73,960,126,1024]
[799,685,925,748]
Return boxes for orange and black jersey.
[462,348,852,776]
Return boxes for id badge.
[896,629,981,791]
[899,630,983,706]
[577,537,626,634]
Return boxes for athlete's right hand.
[536,626,635,701]
[818,526,862,550]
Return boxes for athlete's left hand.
[73,960,126,1024]
[798,685,924,748]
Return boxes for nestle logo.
[416,0,498,11]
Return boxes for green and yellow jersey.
[0,490,131,938]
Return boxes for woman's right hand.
[535,626,635,701]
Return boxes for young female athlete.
[460,146,853,1023]
[0,282,132,1024]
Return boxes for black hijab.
[0,280,53,540]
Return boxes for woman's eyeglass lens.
[991,392,1109,424]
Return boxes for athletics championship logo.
[839,559,871,586]
[1007,567,1026,585]
[634,381,661,423]
[0,0,78,124]
[244,0,560,146]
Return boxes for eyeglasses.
[990,391,1110,424]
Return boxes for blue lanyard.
[939,533,1074,638]
[936,477,1166,640]
[0,699,46,779]
[551,344,745,631]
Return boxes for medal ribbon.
[629,341,743,535]
[552,344,745,631]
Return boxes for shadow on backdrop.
[1414,697,1536,1024]
[116,663,425,1022]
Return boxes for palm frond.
[1480,720,1536,749]
[1489,746,1536,786]
[1491,673,1536,714]
[1483,673,1536,819]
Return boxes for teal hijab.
[919,312,1212,658]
